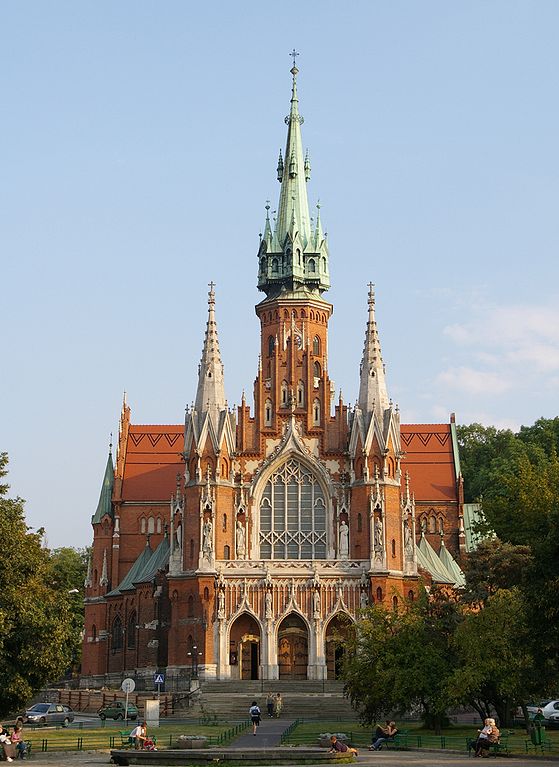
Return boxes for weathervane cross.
[290,48,299,67]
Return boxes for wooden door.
[278,632,308,679]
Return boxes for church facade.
[81,64,465,687]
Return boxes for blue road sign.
[154,673,165,685]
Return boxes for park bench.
[467,733,510,757]
[369,730,409,750]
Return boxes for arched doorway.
[277,613,308,679]
[229,614,261,680]
[325,613,352,680]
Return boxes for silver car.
[526,700,559,728]
[24,703,74,726]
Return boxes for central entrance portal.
[277,613,308,679]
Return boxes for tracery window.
[112,616,123,650]
[259,459,327,560]
[127,611,136,649]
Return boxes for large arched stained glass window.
[259,459,327,559]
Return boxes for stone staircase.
[178,679,356,720]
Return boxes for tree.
[461,538,533,605]
[448,588,536,727]
[342,589,461,733]
[0,453,75,717]
[48,546,89,673]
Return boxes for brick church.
[81,63,465,687]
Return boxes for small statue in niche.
[360,590,368,609]
[265,590,273,619]
[338,519,349,559]
[374,516,384,550]
[313,589,321,618]
[202,518,213,557]
[236,520,246,558]
[404,519,414,555]
[175,517,182,552]
[217,590,225,619]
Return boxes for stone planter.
[175,735,208,749]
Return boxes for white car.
[526,700,559,727]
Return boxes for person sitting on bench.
[369,721,398,750]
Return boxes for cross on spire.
[290,48,299,67]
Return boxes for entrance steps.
[179,679,355,720]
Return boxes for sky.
[1,1,558,549]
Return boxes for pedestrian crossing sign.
[154,673,165,684]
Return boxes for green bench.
[467,734,510,757]
[369,731,409,750]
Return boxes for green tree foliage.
[342,589,460,733]
[48,546,89,672]
[461,538,533,604]
[0,453,75,717]
[448,588,535,726]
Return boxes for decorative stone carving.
[236,520,246,558]
[265,590,273,619]
[338,520,349,559]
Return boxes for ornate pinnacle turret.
[358,283,390,419]
[194,282,227,417]
[257,55,330,300]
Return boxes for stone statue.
[313,589,321,618]
[265,590,273,619]
[202,518,213,557]
[404,519,414,555]
[374,516,383,550]
[236,520,246,558]
[217,590,225,619]
[360,590,368,609]
[338,519,349,559]
[175,518,182,552]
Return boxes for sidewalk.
[230,717,293,748]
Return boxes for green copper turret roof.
[105,539,153,597]
[92,450,114,524]
[257,60,330,300]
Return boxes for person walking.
[266,692,275,717]
[274,692,283,718]
[249,701,261,736]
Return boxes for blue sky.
[2,1,558,548]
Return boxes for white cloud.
[436,366,511,395]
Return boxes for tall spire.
[257,55,330,300]
[194,282,227,416]
[275,60,312,249]
[92,446,114,524]
[358,283,390,418]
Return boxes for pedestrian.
[249,701,261,736]
[266,692,275,717]
[0,724,15,762]
[274,692,283,718]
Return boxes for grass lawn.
[282,719,559,754]
[22,721,249,752]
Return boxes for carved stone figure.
[265,590,273,619]
[404,519,414,555]
[313,589,321,618]
[217,590,225,619]
[236,520,246,558]
[175,518,182,551]
[202,518,213,557]
[360,590,368,609]
[374,516,384,550]
[338,519,349,559]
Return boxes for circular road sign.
[121,678,136,693]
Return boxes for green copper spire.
[257,57,330,299]
[92,447,114,524]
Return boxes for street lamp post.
[187,645,203,678]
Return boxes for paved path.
[230,716,294,748]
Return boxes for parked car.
[527,700,559,727]
[24,703,74,726]
[97,701,138,721]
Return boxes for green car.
[97,701,138,721]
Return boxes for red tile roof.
[400,424,457,503]
[121,425,184,501]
